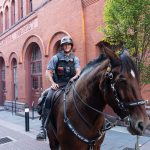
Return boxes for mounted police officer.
[36,36,81,140]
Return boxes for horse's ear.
[101,44,121,67]
[104,47,119,61]
[97,41,111,50]
[97,41,119,61]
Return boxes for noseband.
[105,64,146,118]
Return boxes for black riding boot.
[36,108,49,140]
[36,88,50,115]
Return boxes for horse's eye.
[119,78,127,84]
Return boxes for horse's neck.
[73,60,109,125]
[73,79,105,128]
[76,69,107,113]
[75,78,105,111]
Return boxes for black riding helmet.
[60,36,73,47]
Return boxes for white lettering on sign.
[0,18,38,47]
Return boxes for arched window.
[30,44,42,89]
[25,42,42,106]
[0,12,3,33]
[5,6,9,30]
[11,0,15,26]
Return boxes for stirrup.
[36,129,47,140]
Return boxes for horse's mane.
[80,54,107,75]
[120,54,139,80]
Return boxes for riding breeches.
[44,88,55,109]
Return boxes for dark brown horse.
[46,46,149,150]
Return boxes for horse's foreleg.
[48,134,59,150]
[49,143,59,150]
[47,128,59,150]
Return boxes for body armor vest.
[53,53,76,83]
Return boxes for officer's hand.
[70,76,78,82]
[51,82,59,90]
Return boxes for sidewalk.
[0,110,49,150]
[0,109,150,150]
[104,127,150,150]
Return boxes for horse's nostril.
[137,121,144,132]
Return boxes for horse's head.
[100,48,149,135]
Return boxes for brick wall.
[0,0,149,107]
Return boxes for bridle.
[63,62,147,150]
[105,64,146,119]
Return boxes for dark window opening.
[11,0,15,25]
[2,64,5,90]
[31,44,42,74]
[32,76,38,89]
[5,6,9,30]
[29,0,33,12]
[21,0,23,18]
[0,12,3,33]
[30,44,42,89]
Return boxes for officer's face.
[63,44,72,53]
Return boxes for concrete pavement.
[0,109,49,150]
[0,109,150,150]
[0,124,49,150]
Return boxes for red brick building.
[0,0,149,109]
[0,0,105,108]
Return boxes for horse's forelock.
[120,54,139,80]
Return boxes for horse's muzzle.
[127,120,146,136]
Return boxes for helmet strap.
[64,49,72,54]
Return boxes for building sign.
[0,18,38,47]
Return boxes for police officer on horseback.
[36,36,81,140]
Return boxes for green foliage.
[101,0,150,85]
[138,61,150,85]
